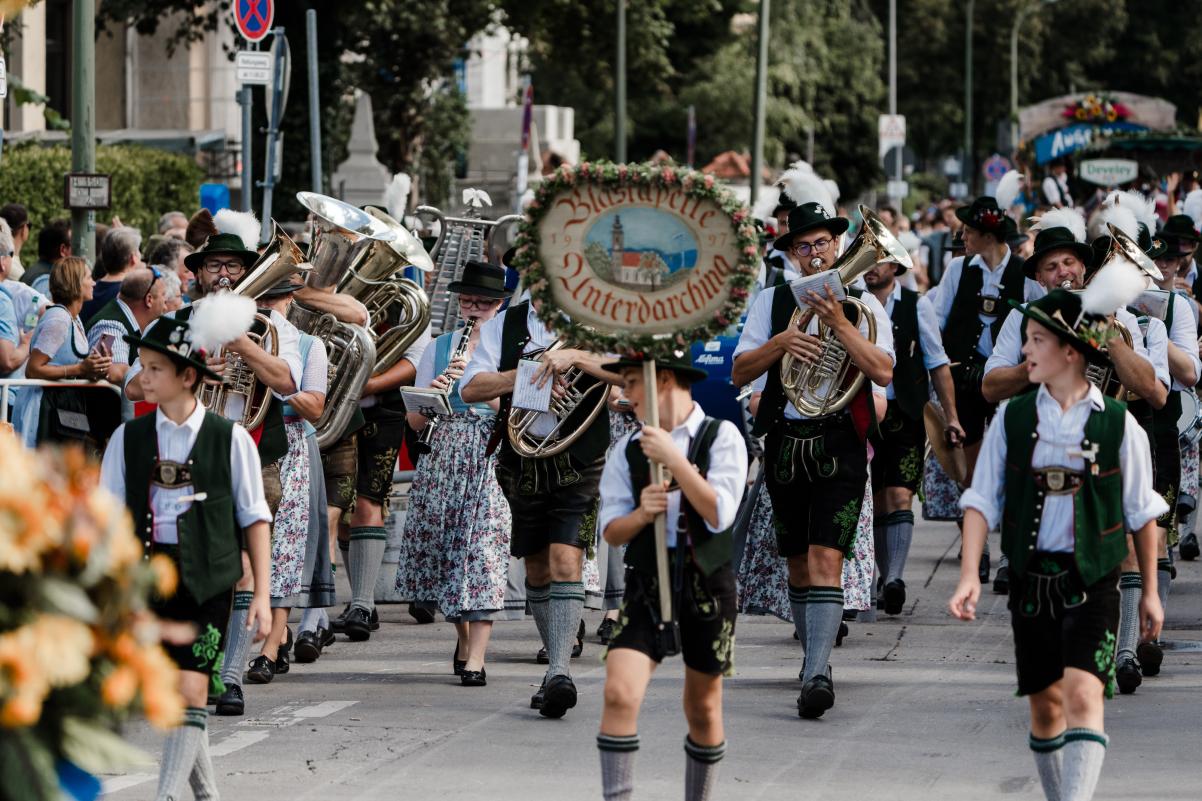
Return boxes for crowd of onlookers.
[0,204,195,449]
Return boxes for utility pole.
[888,0,901,202]
[615,0,627,163]
[749,0,770,205]
[306,10,323,194]
[964,0,974,195]
[70,0,96,260]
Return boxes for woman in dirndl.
[395,262,512,687]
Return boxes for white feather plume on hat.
[1183,189,1202,231]
[213,209,261,250]
[1107,190,1156,235]
[1088,203,1138,243]
[189,294,257,355]
[384,173,412,221]
[995,170,1023,212]
[778,168,835,216]
[823,178,841,206]
[1030,207,1086,243]
[1080,256,1146,316]
[752,191,781,223]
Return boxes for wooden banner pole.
[643,359,673,624]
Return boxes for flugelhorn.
[506,340,611,458]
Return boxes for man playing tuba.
[731,176,894,721]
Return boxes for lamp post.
[615,0,627,163]
[964,0,974,195]
[1010,0,1060,153]
[749,0,771,205]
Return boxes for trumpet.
[413,318,476,452]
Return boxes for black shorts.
[607,563,737,677]
[764,415,867,558]
[1150,419,1180,531]
[951,362,994,445]
[149,548,233,683]
[495,448,603,558]
[1009,553,1119,698]
[322,432,358,512]
[356,405,407,504]
[870,400,925,493]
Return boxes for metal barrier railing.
[0,378,122,421]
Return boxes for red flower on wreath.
[661,167,677,184]
[1062,94,1130,124]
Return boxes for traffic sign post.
[235,51,272,85]
[234,0,274,43]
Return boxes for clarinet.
[414,318,476,450]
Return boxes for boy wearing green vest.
[595,356,748,801]
[100,294,273,801]
[950,288,1166,801]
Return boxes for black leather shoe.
[978,552,991,584]
[797,674,835,719]
[536,647,549,664]
[280,626,293,659]
[214,684,244,716]
[294,630,323,663]
[573,620,585,658]
[344,607,372,642]
[330,604,351,634]
[245,655,276,684]
[408,603,435,624]
[320,626,336,648]
[274,648,290,676]
[369,606,381,631]
[530,679,546,709]
[596,618,616,645]
[1181,532,1200,561]
[883,580,906,615]
[993,565,1010,595]
[841,608,858,622]
[460,669,487,687]
[1116,655,1142,695]
[453,643,467,676]
[206,693,218,706]
[539,675,577,719]
[835,621,849,647]
[1136,641,1164,677]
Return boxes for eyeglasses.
[201,259,247,274]
[459,296,502,310]
[791,237,833,257]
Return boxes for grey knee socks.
[885,510,914,584]
[1116,573,1141,659]
[684,736,726,801]
[220,591,253,689]
[1029,731,1065,801]
[188,721,219,801]
[547,581,585,678]
[802,586,843,683]
[1060,728,1108,801]
[787,585,808,655]
[526,581,551,653]
[348,526,387,612]
[597,733,638,801]
[1156,558,1171,618]
[156,707,206,801]
[298,606,324,635]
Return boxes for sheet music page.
[401,387,453,417]
[788,270,846,310]
[513,358,553,413]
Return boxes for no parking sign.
[234,0,274,43]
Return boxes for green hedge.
[0,143,204,236]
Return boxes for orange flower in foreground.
[101,665,139,708]
[148,554,179,598]
[1,690,43,727]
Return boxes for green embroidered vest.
[493,301,610,464]
[123,411,244,603]
[890,287,929,421]
[942,255,1027,366]
[624,417,731,577]
[1000,390,1128,586]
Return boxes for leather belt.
[1031,467,1084,495]
[152,460,193,488]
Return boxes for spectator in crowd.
[21,219,72,296]
[0,204,31,281]
[13,257,110,448]
[0,220,50,335]
[83,227,143,323]
[0,277,31,379]
[1042,159,1074,208]
[158,210,189,240]
[86,266,167,386]
[149,237,195,304]
[159,270,184,312]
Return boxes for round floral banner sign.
[511,161,759,355]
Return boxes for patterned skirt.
[270,422,311,603]
[921,447,964,521]
[290,432,336,609]
[395,413,513,620]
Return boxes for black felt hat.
[1007,290,1111,367]
[1162,214,1200,244]
[183,232,260,273]
[258,276,305,299]
[602,353,708,384]
[772,202,850,252]
[955,196,1010,238]
[447,260,510,299]
[123,316,222,380]
[1025,227,1094,279]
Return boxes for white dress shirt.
[932,251,1046,358]
[878,280,949,400]
[100,401,272,544]
[1042,174,1074,208]
[462,303,560,436]
[598,402,748,548]
[359,322,431,408]
[734,283,895,419]
[1164,293,1201,391]
[961,384,1166,552]
[984,305,1153,381]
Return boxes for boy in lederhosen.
[595,356,748,801]
[950,287,1165,801]
[100,295,272,801]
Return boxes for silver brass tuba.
[506,340,612,458]
[416,196,521,335]
[780,205,912,417]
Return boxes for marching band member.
[950,283,1165,801]
[731,177,894,719]
[460,289,620,719]
[395,262,511,687]
[862,254,962,615]
[100,295,273,801]
[596,356,747,801]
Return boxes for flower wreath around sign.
[510,161,759,357]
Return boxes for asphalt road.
[101,518,1201,800]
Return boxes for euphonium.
[1084,320,1133,399]
[506,340,612,458]
[413,317,476,452]
[198,225,308,430]
[779,206,911,417]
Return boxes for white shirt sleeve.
[88,319,132,365]
[933,257,963,329]
[1042,175,1061,206]
[706,420,750,532]
[31,307,72,357]
[460,312,505,394]
[733,287,775,359]
[300,338,329,395]
[1120,412,1169,531]
[959,400,1010,529]
[231,424,272,527]
[984,308,1025,374]
[598,431,637,538]
[402,323,433,370]
[99,423,128,503]
[269,312,304,400]
[1143,317,1171,388]
[916,294,950,370]
[1023,278,1047,302]
[414,334,440,389]
[1168,294,1201,387]
[859,291,895,365]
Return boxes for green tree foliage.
[0,144,203,235]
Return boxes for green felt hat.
[1007,290,1112,367]
[123,316,221,380]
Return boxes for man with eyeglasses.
[87,267,169,424]
[732,180,894,720]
